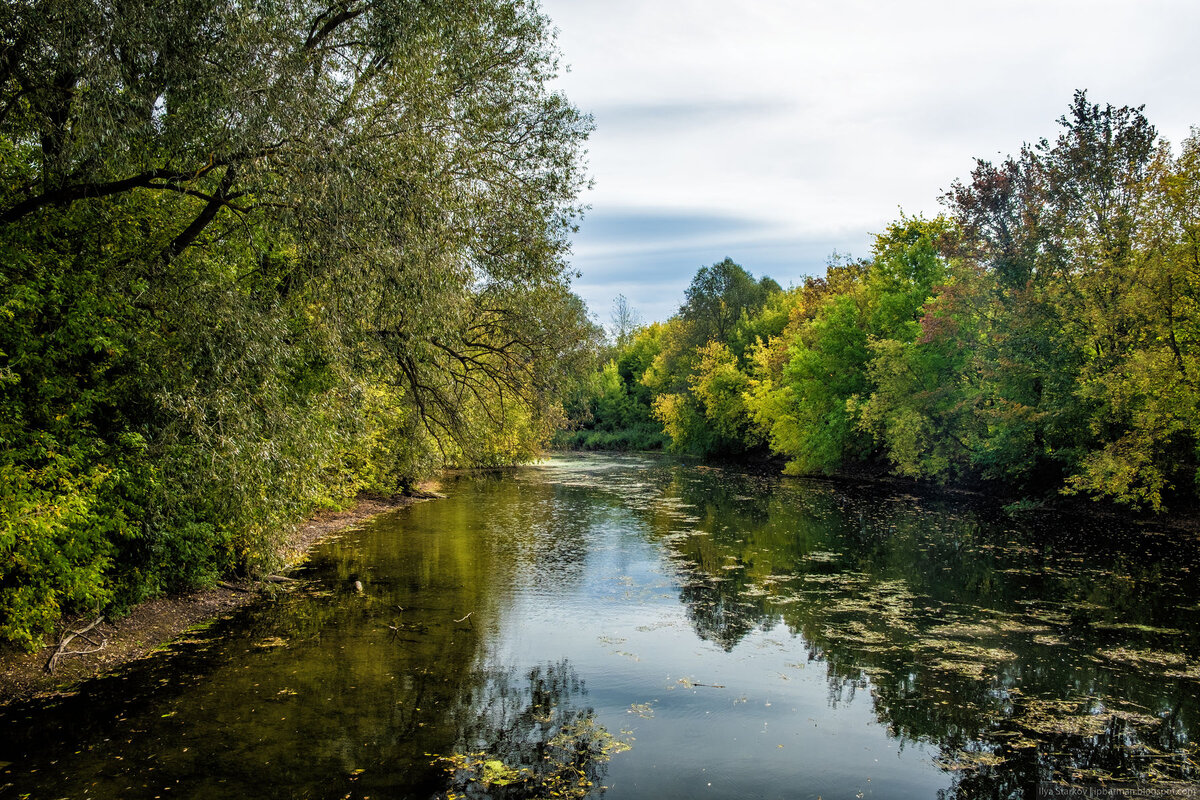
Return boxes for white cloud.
[542,0,1200,321]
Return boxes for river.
[2,453,1198,799]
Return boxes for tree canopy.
[1,0,594,648]
[563,93,1200,515]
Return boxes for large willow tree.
[0,0,596,647]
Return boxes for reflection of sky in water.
[497,455,947,798]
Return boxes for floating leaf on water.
[627,702,654,719]
[1096,647,1189,670]
[928,659,990,679]
[1163,666,1200,681]
[994,618,1051,634]
[917,638,1017,664]
[1034,634,1068,647]
[829,621,889,646]
[927,623,996,639]
[934,749,1007,772]
[1012,698,1160,740]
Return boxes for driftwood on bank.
[44,616,106,674]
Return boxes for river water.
[2,453,1198,799]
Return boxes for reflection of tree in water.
[434,660,629,800]
[648,463,1200,797]
[653,470,798,651]
[677,575,768,651]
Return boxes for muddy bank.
[0,492,436,706]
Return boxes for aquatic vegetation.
[916,639,1017,664]
[433,717,631,800]
[934,748,1007,771]
[1097,646,1189,670]
[627,702,655,719]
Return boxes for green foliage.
[556,323,669,452]
[0,459,118,649]
[864,215,954,339]
[0,0,592,648]
[566,95,1200,515]
[691,342,756,444]
[680,257,775,347]
[560,260,784,459]
[749,290,872,473]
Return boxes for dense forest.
[563,93,1200,516]
[0,0,597,649]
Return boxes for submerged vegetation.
[0,0,596,649]
[564,93,1200,517]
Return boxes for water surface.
[2,454,1198,799]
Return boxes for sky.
[538,0,1200,327]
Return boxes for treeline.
[564,93,1200,514]
[0,0,596,649]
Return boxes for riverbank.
[0,490,438,706]
[555,447,1200,533]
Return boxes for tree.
[609,294,643,348]
[1062,129,1200,509]
[0,0,593,647]
[680,258,775,346]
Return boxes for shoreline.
[5,454,1196,708]
[552,447,1200,533]
[0,491,435,707]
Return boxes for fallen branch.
[217,581,252,593]
[261,574,297,584]
[44,616,105,674]
[58,642,108,659]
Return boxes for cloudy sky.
[538,0,1200,326]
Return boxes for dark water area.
[2,454,1199,799]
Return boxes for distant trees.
[1,0,592,648]
[680,258,780,346]
[609,295,643,349]
[559,258,778,456]
[563,92,1200,513]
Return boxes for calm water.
[2,454,1199,799]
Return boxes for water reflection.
[1,454,1198,799]
[435,660,627,800]
[629,461,1200,794]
